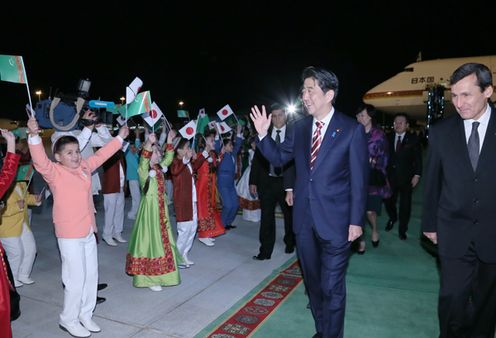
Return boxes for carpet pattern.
[205,260,303,338]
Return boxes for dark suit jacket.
[422,107,496,262]
[387,132,422,187]
[249,127,294,188]
[283,162,295,191]
[258,112,369,245]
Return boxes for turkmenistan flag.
[121,91,152,118]
[0,55,26,84]
[177,109,189,118]
[107,104,126,115]
[196,108,210,135]
[16,164,34,182]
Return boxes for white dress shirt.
[312,107,334,139]
[463,104,491,152]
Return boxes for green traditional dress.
[126,145,182,287]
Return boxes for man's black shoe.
[96,296,106,304]
[285,246,295,254]
[252,254,270,260]
[399,233,407,240]
[225,225,237,230]
[312,333,323,338]
[97,283,108,291]
[385,220,395,231]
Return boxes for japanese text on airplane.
[411,76,435,84]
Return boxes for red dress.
[0,152,21,338]
[196,151,225,238]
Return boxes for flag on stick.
[126,77,143,103]
[216,104,234,121]
[0,55,34,116]
[196,108,210,135]
[207,121,216,130]
[143,102,164,127]
[177,109,189,118]
[123,91,152,118]
[179,120,197,140]
[16,164,34,182]
[216,121,232,134]
[0,55,26,84]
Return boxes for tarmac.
[11,196,294,338]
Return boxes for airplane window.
[403,67,414,72]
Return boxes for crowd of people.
[0,61,495,338]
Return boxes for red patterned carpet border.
[206,260,302,338]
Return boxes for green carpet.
[200,183,440,337]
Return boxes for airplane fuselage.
[363,56,496,120]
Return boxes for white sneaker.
[127,213,136,220]
[18,277,35,285]
[198,237,215,247]
[184,256,195,265]
[178,263,190,269]
[102,235,117,246]
[59,321,91,337]
[210,238,216,242]
[149,285,163,292]
[79,317,101,332]
[113,233,127,243]
[14,280,23,288]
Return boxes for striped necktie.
[310,121,324,170]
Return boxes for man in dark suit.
[422,63,496,338]
[249,103,295,260]
[250,66,368,338]
[384,113,422,240]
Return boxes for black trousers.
[383,182,412,235]
[257,177,294,258]
[438,243,496,338]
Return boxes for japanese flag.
[207,121,216,130]
[179,120,197,140]
[143,102,164,127]
[126,77,143,104]
[216,121,232,134]
[216,104,234,121]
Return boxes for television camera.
[35,79,114,131]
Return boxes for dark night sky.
[1,1,495,122]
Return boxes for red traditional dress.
[196,151,225,239]
[0,152,21,338]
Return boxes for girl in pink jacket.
[27,116,128,338]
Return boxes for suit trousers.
[0,223,37,283]
[127,180,141,219]
[176,202,198,261]
[296,218,351,338]
[57,232,98,325]
[384,182,412,234]
[438,243,496,338]
[257,177,294,258]
[103,191,125,237]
